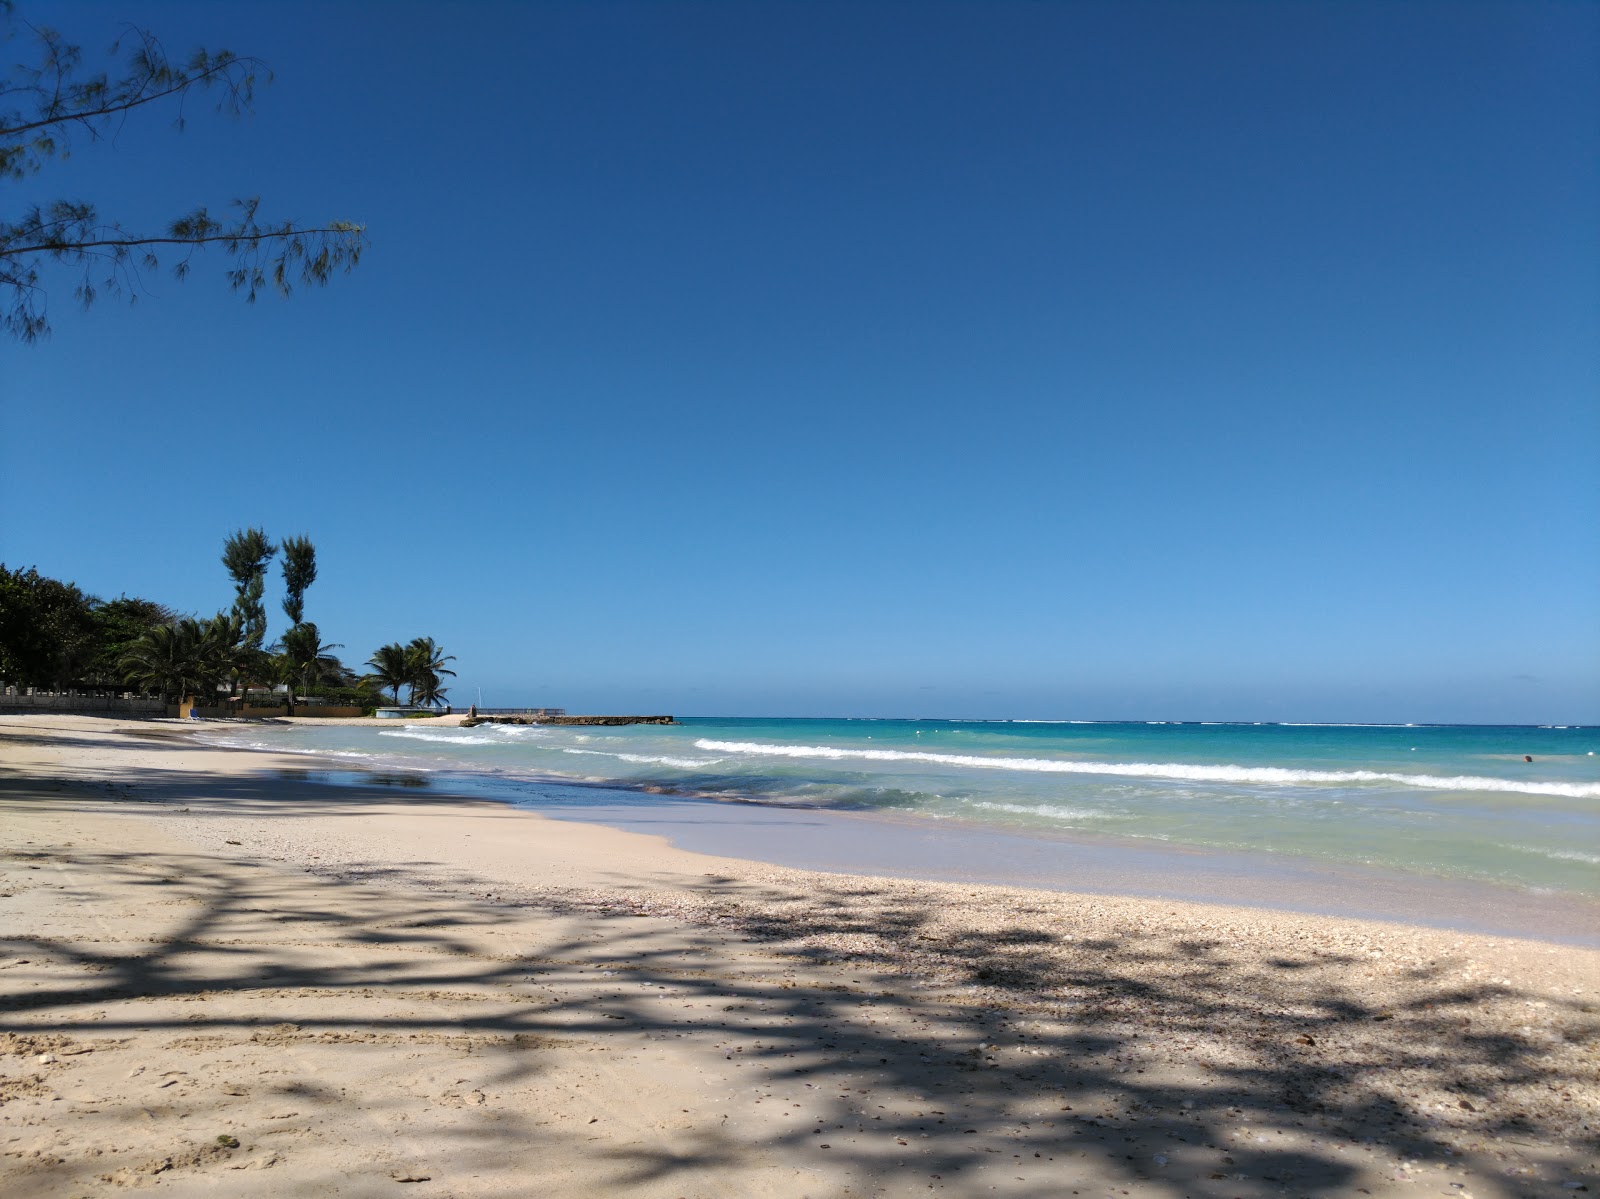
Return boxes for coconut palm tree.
[119,622,191,702]
[365,642,412,704]
[121,614,245,708]
[277,622,344,711]
[197,613,249,696]
[410,672,450,709]
[406,637,456,709]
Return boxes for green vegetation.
[0,534,456,717]
[276,621,342,714]
[0,5,365,342]
[366,638,457,709]
[89,596,182,682]
[364,643,412,705]
[0,565,94,687]
[221,528,275,651]
[118,615,236,704]
[0,565,175,689]
[406,637,457,709]
[279,536,316,627]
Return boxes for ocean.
[211,717,1600,913]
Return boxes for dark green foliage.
[272,621,346,714]
[8,538,443,716]
[86,595,180,682]
[221,528,276,650]
[365,642,412,704]
[364,638,456,707]
[118,614,242,702]
[276,621,342,698]
[0,565,184,689]
[406,637,456,709]
[303,684,388,712]
[0,9,365,341]
[0,563,97,687]
[279,536,316,627]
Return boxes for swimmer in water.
[1524,754,1533,763]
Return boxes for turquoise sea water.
[216,717,1600,900]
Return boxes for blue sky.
[3,0,1596,722]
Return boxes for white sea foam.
[563,748,723,770]
[692,739,1600,798]
[1279,722,1416,728]
[970,801,1109,821]
[1510,845,1600,866]
[378,728,500,746]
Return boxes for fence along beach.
[1,713,1595,1198]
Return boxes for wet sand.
[444,781,1600,947]
[1,715,1596,1197]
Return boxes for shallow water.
[212,717,1600,906]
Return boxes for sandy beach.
[1,715,1595,1198]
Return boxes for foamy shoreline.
[2,714,1597,1197]
[205,715,1600,946]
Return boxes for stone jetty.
[460,713,674,728]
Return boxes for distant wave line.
[692,739,1600,798]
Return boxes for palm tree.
[209,612,273,704]
[277,622,344,712]
[197,612,248,700]
[365,642,412,704]
[410,673,450,709]
[119,622,187,702]
[406,637,456,709]
[117,617,225,701]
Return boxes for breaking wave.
[693,739,1600,799]
[377,728,501,746]
[563,748,726,770]
[970,801,1111,822]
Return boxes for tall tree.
[119,622,195,703]
[86,595,179,683]
[119,613,240,707]
[279,535,316,627]
[201,611,262,703]
[0,563,96,688]
[0,8,365,341]
[365,642,412,705]
[221,528,276,650]
[276,621,342,712]
[405,636,456,709]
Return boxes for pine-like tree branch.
[3,225,363,257]
[1,10,364,342]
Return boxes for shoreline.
[3,714,1597,1197]
[203,719,1600,947]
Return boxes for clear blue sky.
[3,0,1596,722]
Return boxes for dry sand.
[0,715,1595,1198]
